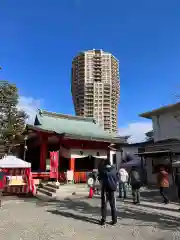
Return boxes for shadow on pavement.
[140,189,162,202]
[123,201,180,213]
[139,188,178,203]
[2,195,59,207]
[47,209,100,225]
[14,189,180,230]
[47,197,180,231]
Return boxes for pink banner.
[50,151,59,179]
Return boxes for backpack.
[130,170,140,185]
[103,168,118,191]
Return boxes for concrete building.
[139,102,180,186]
[71,49,120,133]
[140,102,180,142]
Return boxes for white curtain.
[94,155,107,159]
[60,147,107,159]
[71,149,107,159]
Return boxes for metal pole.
[24,136,27,160]
[56,151,59,185]
[169,152,174,184]
[169,152,176,200]
[118,148,123,171]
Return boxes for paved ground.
[0,191,180,240]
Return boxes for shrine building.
[22,110,123,183]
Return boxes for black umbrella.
[122,153,135,163]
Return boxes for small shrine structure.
[23,110,122,183]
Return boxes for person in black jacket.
[98,159,118,226]
[175,168,180,209]
[128,166,141,204]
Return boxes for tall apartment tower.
[71,49,120,133]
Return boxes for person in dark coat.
[128,166,141,204]
[98,159,118,226]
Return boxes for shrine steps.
[36,182,88,198]
[46,182,60,189]
[56,184,89,199]
[37,188,54,197]
[41,185,57,193]
[37,182,60,197]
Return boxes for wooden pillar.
[70,158,75,172]
[169,152,175,185]
[140,155,144,184]
[69,157,75,183]
[40,134,47,172]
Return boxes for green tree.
[0,81,28,153]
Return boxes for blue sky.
[0,0,180,142]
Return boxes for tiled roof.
[29,109,119,142]
[139,102,180,119]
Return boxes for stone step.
[38,182,88,196]
[58,184,88,189]
[59,184,88,189]
[36,191,57,201]
[46,182,60,189]
[56,187,88,194]
[42,185,57,193]
[37,187,55,197]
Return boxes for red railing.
[74,172,87,183]
[59,172,87,183]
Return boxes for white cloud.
[18,96,42,124]
[119,121,152,143]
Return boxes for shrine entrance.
[24,130,109,184]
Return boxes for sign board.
[7,176,25,186]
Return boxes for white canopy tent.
[0,155,31,168]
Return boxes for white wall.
[110,151,116,165]
[122,146,139,155]
[152,109,180,142]
[109,150,122,167]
